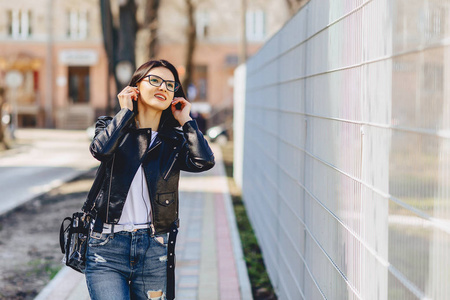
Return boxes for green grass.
[220,142,277,300]
[27,259,62,280]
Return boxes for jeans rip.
[85,230,168,300]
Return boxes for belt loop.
[90,217,104,239]
[150,223,155,236]
[93,217,103,233]
[111,224,115,238]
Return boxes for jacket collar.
[129,116,181,141]
[129,118,178,138]
[158,126,181,141]
[157,117,182,141]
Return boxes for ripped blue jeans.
[85,229,167,300]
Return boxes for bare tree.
[0,87,9,149]
[144,0,161,59]
[101,0,198,97]
[240,0,247,64]
[100,0,138,112]
[117,0,138,70]
[182,0,197,90]
[100,0,116,115]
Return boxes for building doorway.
[68,66,90,103]
[62,66,93,129]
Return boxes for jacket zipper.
[149,140,161,152]
[145,139,161,230]
[106,154,115,223]
[164,153,179,180]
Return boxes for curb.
[0,168,94,216]
[213,144,253,300]
[34,267,88,300]
[34,267,71,300]
[224,184,254,300]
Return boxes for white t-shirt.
[118,130,158,225]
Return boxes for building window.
[196,10,209,39]
[195,65,208,100]
[187,65,208,101]
[67,10,88,39]
[69,67,90,103]
[425,6,445,39]
[246,10,266,41]
[8,9,32,39]
[225,55,239,67]
[422,63,443,95]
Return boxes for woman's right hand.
[117,86,139,111]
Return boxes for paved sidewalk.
[35,144,252,300]
[0,129,98,215]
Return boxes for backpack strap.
[59,217,73,254]
[81,161,107,214]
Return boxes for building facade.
[0,0,290,130]
[0,0,108,129]
[138,0,291,133]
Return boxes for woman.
[84,59,215,300]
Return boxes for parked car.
[206,125,228,145]
[86,125,95,140]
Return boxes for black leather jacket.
[87,108,215,234]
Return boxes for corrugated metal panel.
[236,0,450,299]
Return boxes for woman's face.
[136,67,176,112]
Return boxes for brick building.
[154,0,291,131]
[0,0,290,130]
[0,0,108,129]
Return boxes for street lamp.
[115,60,134,86]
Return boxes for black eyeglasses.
[143,74,180,92]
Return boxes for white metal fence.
[234,0,450,299]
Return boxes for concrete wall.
[234,0,450,299]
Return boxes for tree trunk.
[240,0,247,64]
[118,0,137,67]
[144,0,161,59]
[0,103,4,148]
[114,0,138,112]
[100,0,116,116]
[182,0,196,91]
[0,88,10,149]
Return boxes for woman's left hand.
[171,97,193,126]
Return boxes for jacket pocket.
[153,233,168,248]
[157,192,175,207]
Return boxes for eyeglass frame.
[142,74,180,92]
